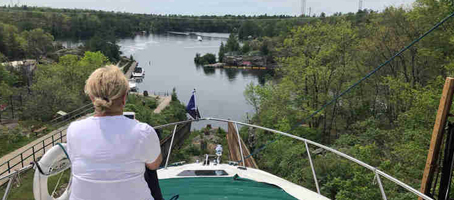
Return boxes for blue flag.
[186,91,201,119]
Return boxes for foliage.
[245,1,454,199]
[218,42,225,62]
[225,33,240,53]
[171,87,178,101]
[0,6,314,39]
[194,53,216,65]
[0,125,40,158]
[84,32,121,63]
[22,52,108,121]
[20,28,54,60]
[241,42,251,54]
[0,65,17,101]
[125,92,187,127]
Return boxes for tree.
[0,65,16,103]
[244,82,261,113]
[23,52,108,121]
[238,20,261,40]
[21,28,54,60]
[218,42,225,62]
[242,42,251,54]
[225,33,240,53]
[84,32,121,63]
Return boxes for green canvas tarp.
[160,176,298,200]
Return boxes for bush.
[194,53,216,65]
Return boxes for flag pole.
[194,89,199,119]
[193,88,197,109]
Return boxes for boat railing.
[158,117,434,200]
[0,117,434,200]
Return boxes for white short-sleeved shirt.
[67,115,161,200]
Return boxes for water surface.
[119,33,269,129]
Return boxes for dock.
[203,63,268,70]
[124,61,138,78]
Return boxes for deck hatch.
[176,170,228,176]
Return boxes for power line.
[238,10,454,164]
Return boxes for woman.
[67,65,162,200]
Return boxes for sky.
[2,0,416,16]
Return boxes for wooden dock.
[226,122,258,169]
[203,63,268,70]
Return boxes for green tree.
[84,32,121,63]
[0,65,16,102]
[23,51,108,121]
[21,28,54,60]
[218,42,225,62]
[242,42,251,54]
[225,33,240,53]
[244,82,261,113]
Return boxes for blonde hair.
[84,65,129,114]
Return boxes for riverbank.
[204,63,268,70]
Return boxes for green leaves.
[21,28,54,60]
[23,51,108,121]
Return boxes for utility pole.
[419,77,454,199]
[309,7,312,17]
[301,0,306,16]
[359,0,364,11]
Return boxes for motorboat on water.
[128,79,138,92]
[197,36,203,42]
[132,67,145,77]
[4,117,432,200]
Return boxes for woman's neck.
[94,110,123,117]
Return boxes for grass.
[0,135,40,158]
[0,168,71,200]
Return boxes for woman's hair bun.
[85,65,129,114]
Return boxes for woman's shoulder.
[68,117,94,131]
[133,121,156,136]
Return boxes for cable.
[237,11,454,163]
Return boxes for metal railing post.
[52,135,55,146]
[165,125,178,169]
[375,171,388,200]
[20,153,23,168]
[42,140,46,154]
[60,131,63,142]
[305,141,320,194]
[2,177,13,200]
[32,146,35,161]
[6,161,10,174]
[234,123,246,168]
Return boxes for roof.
[160,176,299,200]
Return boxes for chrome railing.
[158,117,433,200]
[0,117,434,200]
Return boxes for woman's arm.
[146,153,163,170]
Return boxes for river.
[118,33,270,129]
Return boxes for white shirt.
[67,116,161,200]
